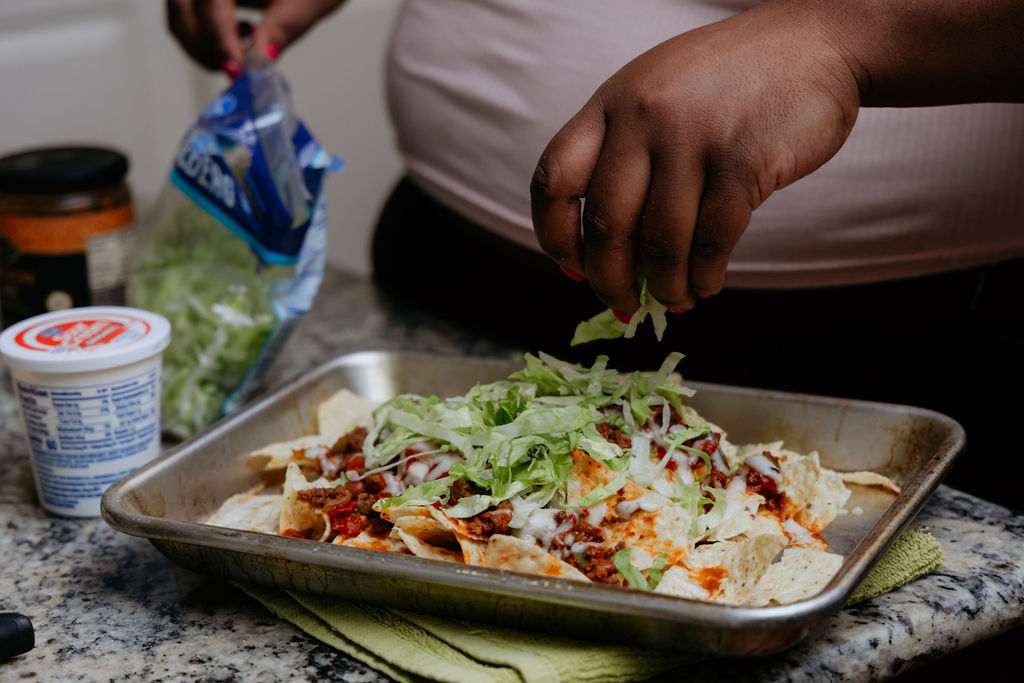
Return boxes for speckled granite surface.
[1,269,1022,682]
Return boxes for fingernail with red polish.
[613,310,631,324]
[697,292,712,299]
[668,307,688,314]
[223,60,241,79]
[265,43,280,60]
[560,266,585,282]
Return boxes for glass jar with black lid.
[0,146,135,328]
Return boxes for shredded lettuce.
[613,548,668,590]
[692,486,729,537]
[373,352,704,519]
[378,476,453,509]
[613,548,648,589]
[443,494,496,518]
[570,277,670,346]
[565,471,627,509]
[130,204,284,440]
[648,553,669,590]
[571,309,625,346]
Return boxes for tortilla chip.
[747,547,845,605]
[338,530,409,554]
[243,389,378,472]
[777,450,851,532]
[426,505,492,542]
[841,470,902,495]
[390,516,464,563]
[416,506,494,564]
[704,488,767,543]
[245,435,328,472]
[738,512,787,542]
[279,462,332,541]
[567,450,696,563]
[317,389,379,443]
[376,503,433,524]
[459,537,488,566]
[484,534,588,581]
[205,484,282,534]
[685,534,787,604]
[655,566,712,601]
[781,517,829,551]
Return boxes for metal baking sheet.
[101,350,964,656]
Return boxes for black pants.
[373,176,1023,511]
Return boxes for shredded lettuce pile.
[371,351,716,520]
[130,200,285,440]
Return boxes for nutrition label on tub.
[14,364,161,514]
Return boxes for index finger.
[530,106,606,278]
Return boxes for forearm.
[800,0,1024,105]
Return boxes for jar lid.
[0,306,170,373]
[0,146,129,195]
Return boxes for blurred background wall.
[0,0,403,277]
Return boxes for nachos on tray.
[206,352,899,605]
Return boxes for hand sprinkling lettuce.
[571,277,669,346]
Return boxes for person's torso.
[386,0,1024,287]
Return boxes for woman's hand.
[166,0,346,74]
[530,1,862,315]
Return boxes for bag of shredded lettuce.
[129,54,342,440]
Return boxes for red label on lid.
[14,315,151,353]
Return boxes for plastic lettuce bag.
[129,55,342,440]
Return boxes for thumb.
[251,0,347,58]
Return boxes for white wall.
[0,0,403,279]
[0,0,218,211]
[274,0,404,278]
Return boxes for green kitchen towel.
[235,529,943,683]
[845,528,945,605]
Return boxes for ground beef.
[446,478,487,506]
[596,422,632,449]
[355,492,377,516]
[464,500,513,537]
[365,514,392,538]
[580,543,626,585]
[573,521,605,545]
[548,513,610,575]
[648,406,685,431]
[329,426,367,456]
[706,467,730,489]
[297,486,352,509]
[308,426,371,479]
[746,456,785,512]
[363,473,388,495]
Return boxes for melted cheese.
[745,453,782,482]
[513,507,575,549]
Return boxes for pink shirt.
[385,0,1024,288]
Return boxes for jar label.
[0,206,135,326]
[0,203,134,253]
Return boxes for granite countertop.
[2,268,1023,682]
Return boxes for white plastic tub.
[0,306,170,517]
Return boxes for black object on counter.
[0,612,34,659]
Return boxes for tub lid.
[0,306,170,373]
